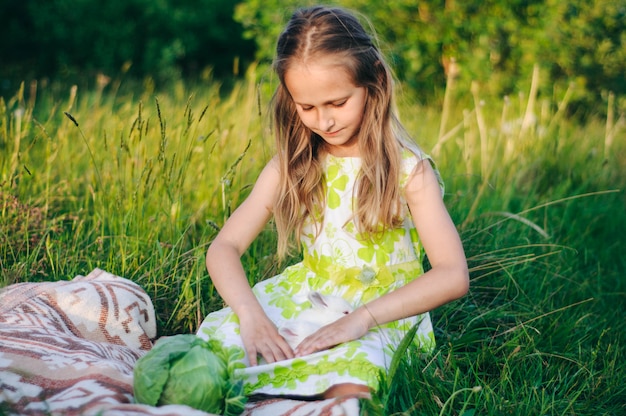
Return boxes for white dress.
[197,149,439,396]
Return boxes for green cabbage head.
[133,334,246,415]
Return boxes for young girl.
[196,5,469,399]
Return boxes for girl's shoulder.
[400,148,444,195]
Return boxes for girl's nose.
[319,110,335,131]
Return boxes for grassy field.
[1,69,624,415]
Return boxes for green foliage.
[0,0,255,82]
[3,0,624,115]
[235,0,626,113]
[538,0,626,112]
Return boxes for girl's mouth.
[324,128,342,137]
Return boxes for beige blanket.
[0,269,359,416]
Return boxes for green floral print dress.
[197,149,441,397]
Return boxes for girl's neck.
[323,143,361,158]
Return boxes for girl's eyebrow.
[294,96,349,106]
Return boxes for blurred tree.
[0,0,256,83]
[235,0,626,113]
[537,0,626,111]
[1,0,623,114]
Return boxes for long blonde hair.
[272,6,421,259]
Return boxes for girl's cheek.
[295,110,307,124]
[299,115,314,129]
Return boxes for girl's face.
[284,58,366,157]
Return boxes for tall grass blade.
[63,111,103,191]
[487,211,549,238]
[387,322,419,389]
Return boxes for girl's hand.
[294,307,372,357]
[239,313,294,366]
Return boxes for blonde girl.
[197,5,469,399]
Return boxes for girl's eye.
[333,101,347,107]
[300,106,313,112]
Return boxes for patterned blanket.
[0,269,359,416]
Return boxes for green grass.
[1,69,624,415]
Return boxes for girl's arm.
[295,159,469,356]
[206,158,294,365]
[356,158,470,323]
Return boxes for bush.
[235,0,626,114]
[0,0,256,83]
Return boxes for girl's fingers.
[250,330,295,365]
[247,347,259,366]
[295,326,340,356]
[262,339,294,363]
[295,314,369,356]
